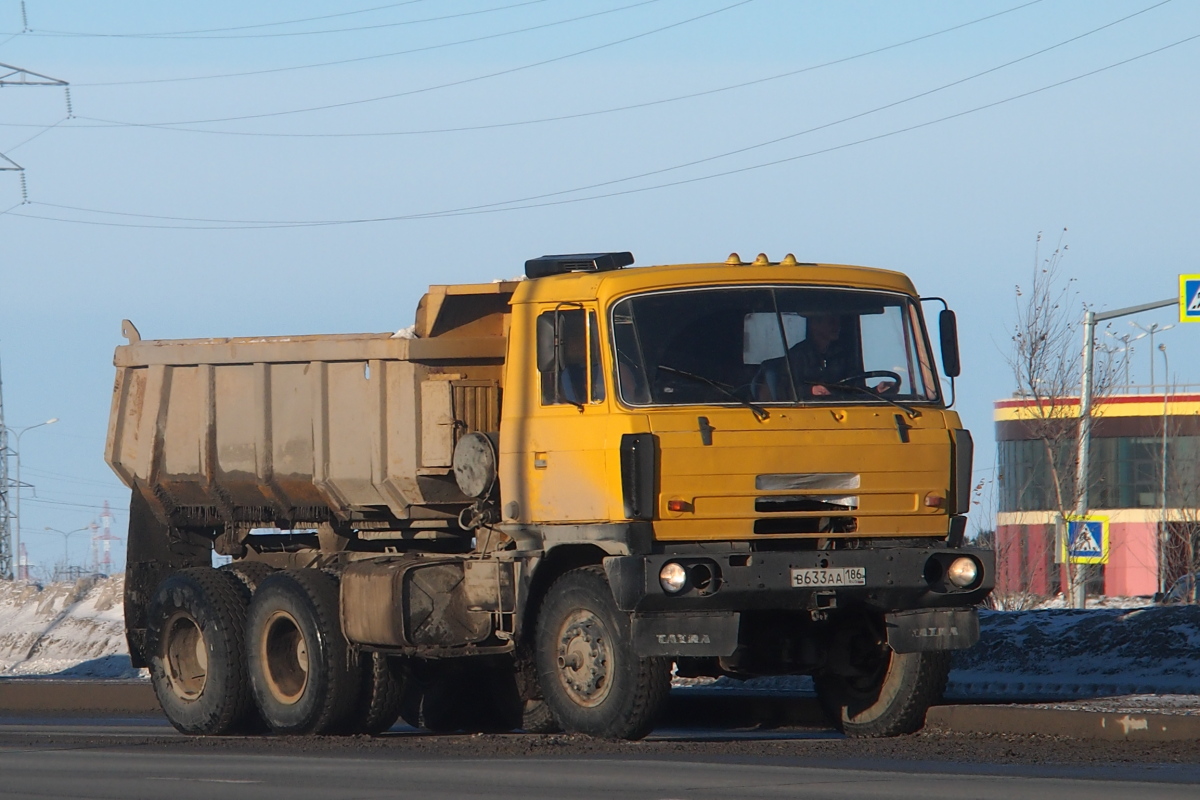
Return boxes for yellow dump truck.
[106,252,992,740]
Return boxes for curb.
[0,680,159,714]
[927,704,1200,741]
[3,681,1198,740]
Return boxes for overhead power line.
[12,31,1197,231]
[74,0,666,87]
[70,0,1044,130]
[11,0,1180,231]
[27,1,436,38]
[66,0,755,127]
[1,0,553,40]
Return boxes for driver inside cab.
[753,313,896,401]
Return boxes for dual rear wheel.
[148,566,402,736]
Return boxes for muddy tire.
[219,560,276,594]
[146,567,255,735]
[341,652,405,735]
[815,647,950,737]
[535,566,670,740]
[521,698,560,734]
[246,569,360,734]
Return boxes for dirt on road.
[3,723,1199,770]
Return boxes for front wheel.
[535,566,669,740]
[815,645,950,737]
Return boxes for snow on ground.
[0,575,143,679]
[948,606,1200,700]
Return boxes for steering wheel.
[839,370,902,393]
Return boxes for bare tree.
[1159,401,1200,604]
[1003,229,1122,606]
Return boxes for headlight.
[946,557,979,588]
[659,562,688,593]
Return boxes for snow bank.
[0,575,143,679]
[949,607,1200,699]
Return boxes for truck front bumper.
[605,546,994,614]
[604,546,993,659]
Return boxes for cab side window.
[538,309,605,405]
[587,311,605,403]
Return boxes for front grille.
[755,495,859,513]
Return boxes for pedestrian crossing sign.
[1062,515,1109,564]
[1180,274,1200,323]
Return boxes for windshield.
[610,286,940,407]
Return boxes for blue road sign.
[1179,275,1200,323]
[1063,516,1109,565]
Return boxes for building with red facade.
[994,391,1200,599]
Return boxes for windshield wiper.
[657,365,770,421]
[812,379,922,418]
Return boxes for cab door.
[501,304,616,524]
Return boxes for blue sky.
[2,0,1198,576]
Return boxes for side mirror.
[536,313,557,373]
[939,309,961,378]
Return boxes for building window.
[999,434,1200,512]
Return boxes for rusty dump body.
[107,282,514,532]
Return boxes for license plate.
[791,567,866,588]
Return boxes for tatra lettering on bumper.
[631,613,740,657]
[884,608,980,653]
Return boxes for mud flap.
[884,608,979,654]
[631,612,740,657]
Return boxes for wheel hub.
[162,612,208,701]
[261,610,310,705]
[554,611,612,708]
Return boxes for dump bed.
[105,283,515,529]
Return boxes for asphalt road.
[1,717,1199,798]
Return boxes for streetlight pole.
[42,525,89,571]
[1131,322,1175,391]
[1159,343,1170,597]
[10,418,58,580]
[1073,300,1173,608]
[1104,331,1146,389]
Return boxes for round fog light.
[947,557,979,588]
[659,562,688,594]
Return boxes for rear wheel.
[220,560,275,594]
[246,569,360,734]
[814,619,950,737]
[146,567,255,735]
[341,652,405,735]
[535,566,670,740]
[521,698,560,734]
